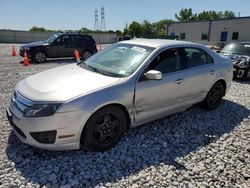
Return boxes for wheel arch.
[79,103,131,147]
[215,79,227,96]
[32,48,48,59]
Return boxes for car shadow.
[19,58,76,65]
[233,79,250,85]
[5,99,250,187]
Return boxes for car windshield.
[221,43,250,56]
[83,43,154,77]
[45,34,59,43]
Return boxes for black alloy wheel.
[81,106,127,151]
[203,82,225,110]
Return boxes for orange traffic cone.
[23,51,30,66]
[12,45,16,56]
[74,49,80,62]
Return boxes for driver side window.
[149,48,185,74]
[57,35,71,44]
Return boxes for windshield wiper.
[77,61,106,75]
[77,62,122,77]
[78,61,94,71]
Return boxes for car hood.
[17,64,120,102]
[21,41,47,48]
[222,54,250,66]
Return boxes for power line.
[100,6,106,31]
[94,9,99,31]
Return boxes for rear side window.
[83,35,94,42]
[184,48,213,68]
[74,35,85,43]
[74,35,94,43]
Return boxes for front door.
[49,35,75,57]
[134,48,188,125]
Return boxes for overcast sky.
[0,0,249,31]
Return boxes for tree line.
[29,8,236,36]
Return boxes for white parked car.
[6,39,233,151]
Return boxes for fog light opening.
[30,130,57,144]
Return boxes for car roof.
[58,33,91,37]
[119,38,196,48]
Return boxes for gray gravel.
[0,43,250,188]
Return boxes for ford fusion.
[7,39,233,151]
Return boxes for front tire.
[203,82,225,110]
[242,68,250,81]
[81,106,127,151]
[33,51,47,63]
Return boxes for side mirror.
[144,70,162,80]
[216,50,221,53]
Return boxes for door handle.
[210,70,215,75]
[175,79,184,84]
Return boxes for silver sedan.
[6,39,233,151]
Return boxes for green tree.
[115,30,122,36]
[29,26,47,32]
[153,19,175,36]
[141,20,154,36]
[223,10,235,18]
[79,27,91,33]
[175,8,236,22]
[175,8,195,21]
[107,30,115,33]
[197,11,221,20]
[128,21,143,36]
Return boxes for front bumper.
[19,48,32,58]
[19,49,24,57]
[233,65,250,79]
[6,105,87,151]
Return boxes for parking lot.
[0,43,250,187]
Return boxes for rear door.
[60,35,75,57]
[179,47,216,104]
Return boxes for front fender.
[58,80,135,127]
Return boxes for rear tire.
[203,82,225,111]
[81,50,92,60]
[33,51,47,63]
[81,106,127,151]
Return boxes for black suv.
[19,33,98,63]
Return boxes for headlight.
[24,104,61,117]
[238,60,248,67]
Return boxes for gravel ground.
[0,43,250,188]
